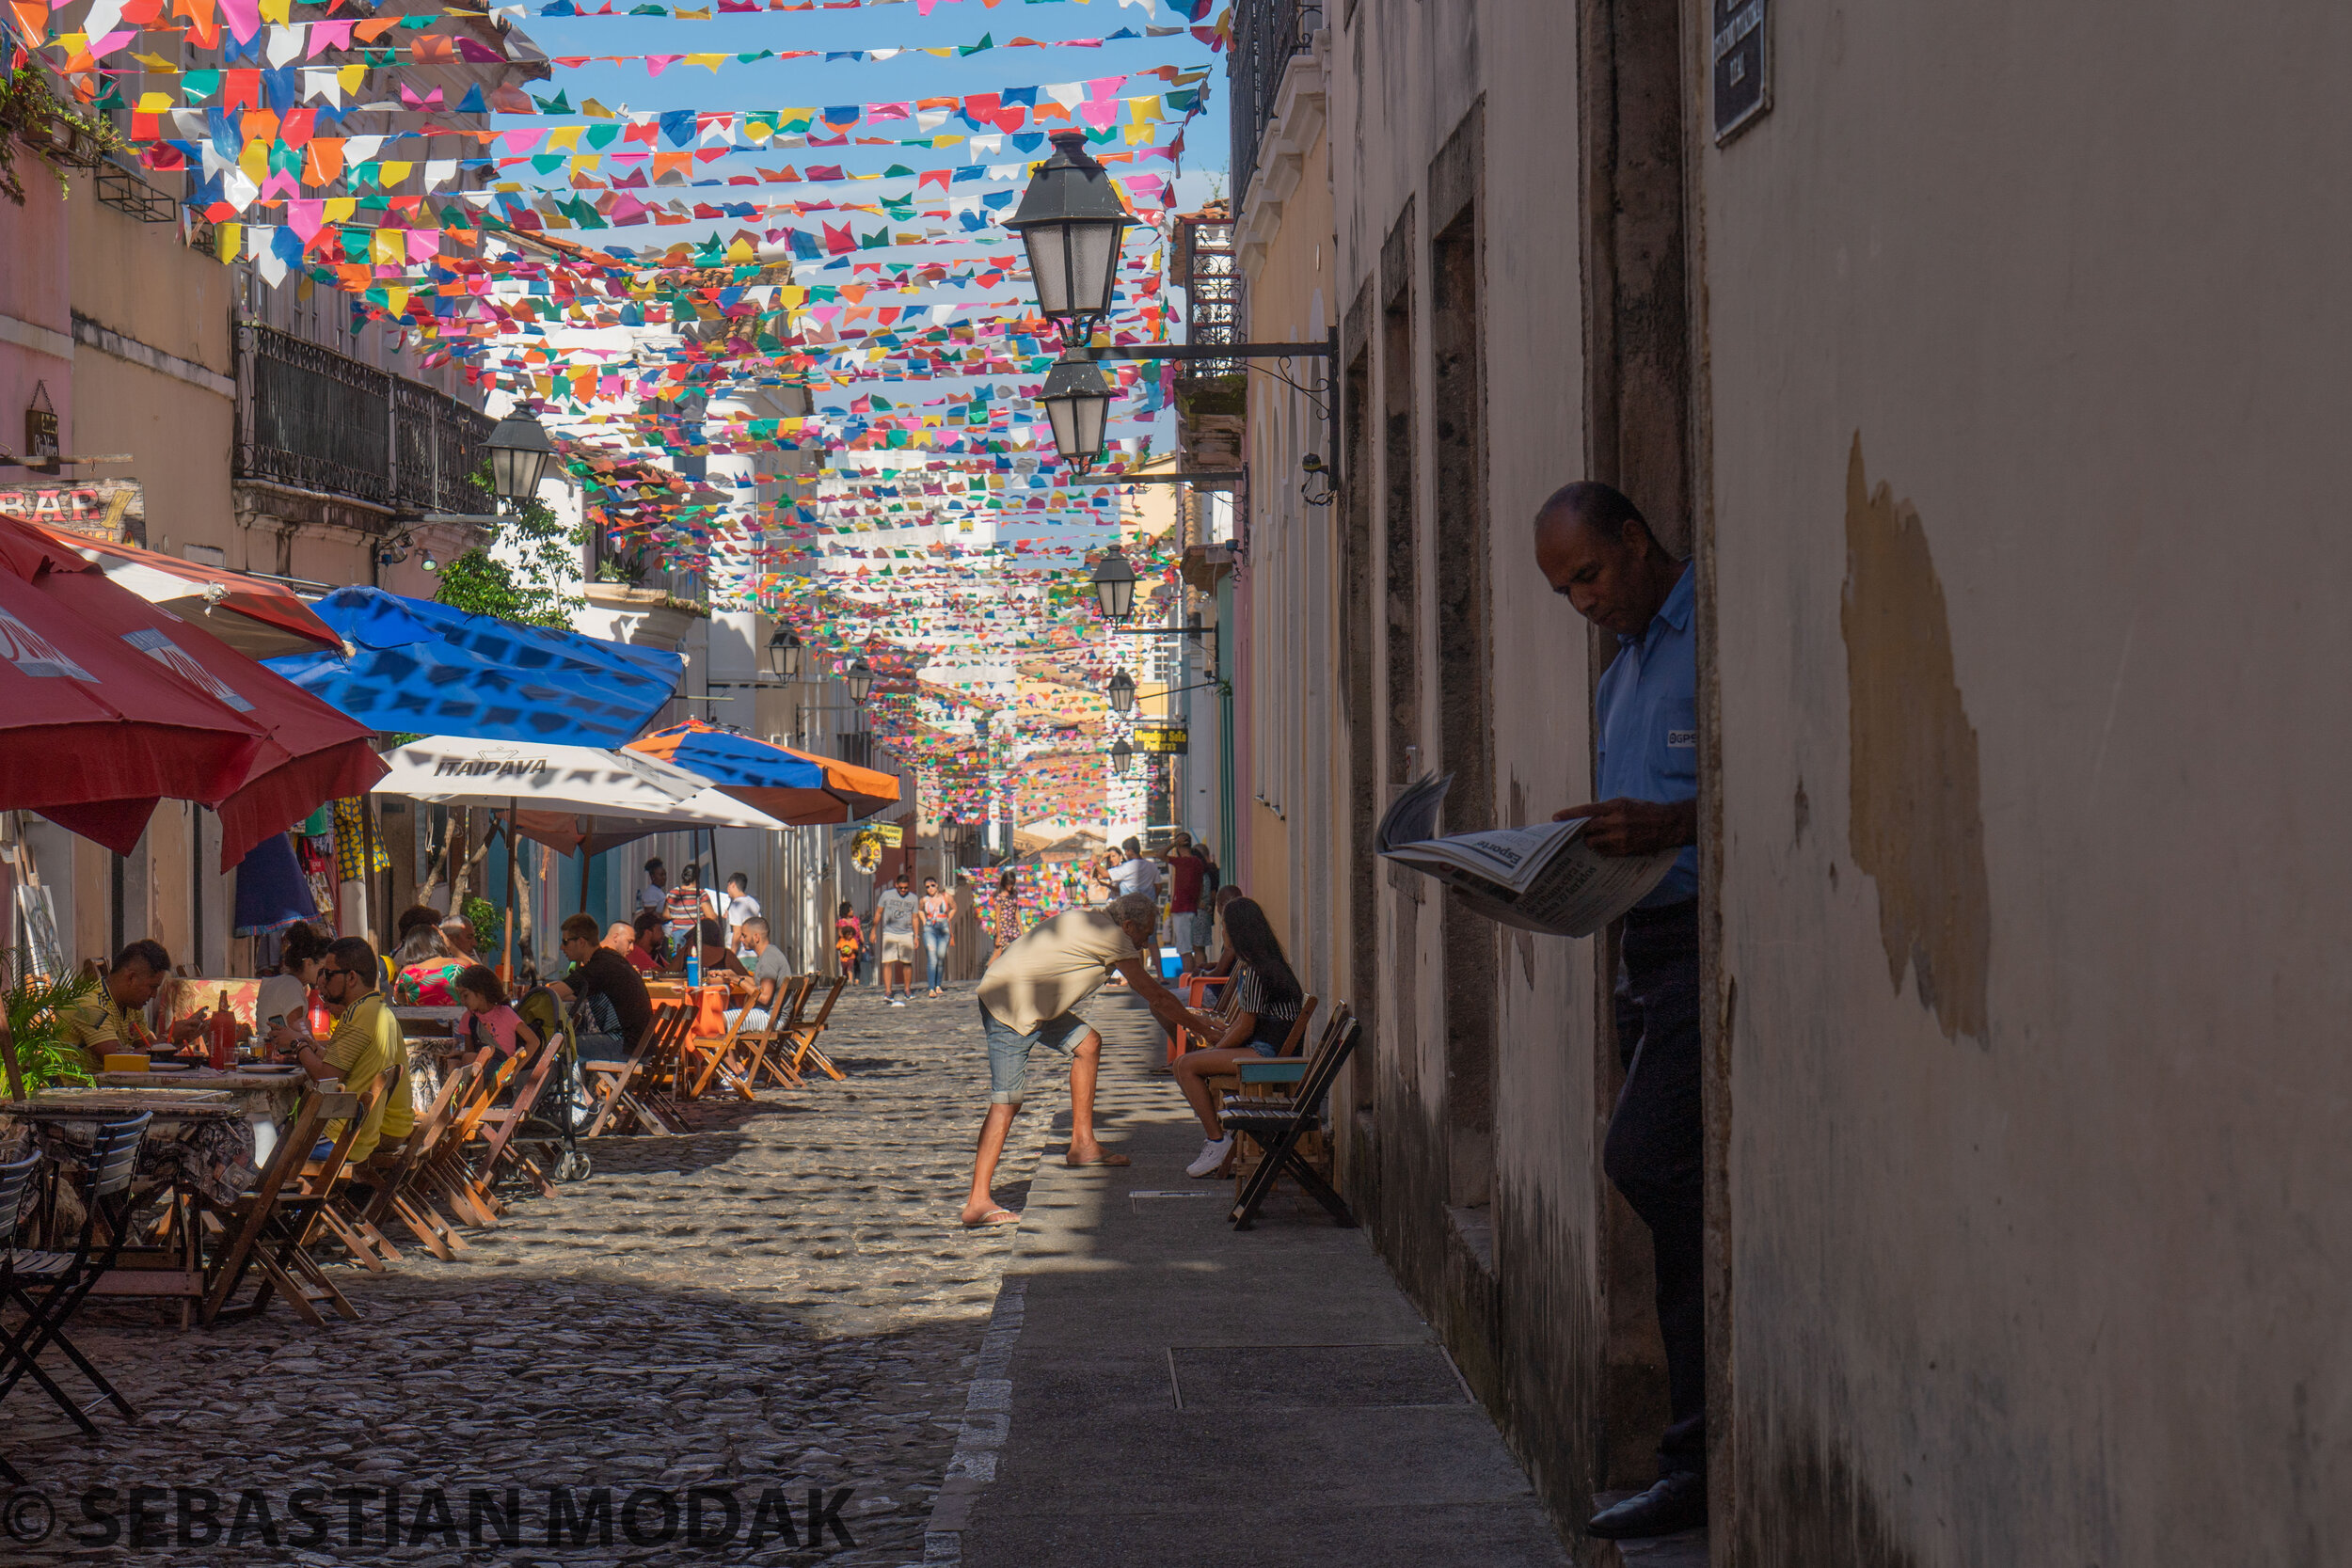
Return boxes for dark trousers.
[1606,898,1707,1479]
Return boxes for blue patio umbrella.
[263,589,683,746]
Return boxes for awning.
[625,720,900,825]
[265,588,684,746]
[0,518,265,831]
[34,527,342,659]
[369,736,786,855]
[26,553,387,866]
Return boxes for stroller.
[510,984,595,1183]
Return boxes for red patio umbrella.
[33,526,343,659]
[0,516,382,863]
[0,523,264,830]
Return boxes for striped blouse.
[1232,962,1303,1042]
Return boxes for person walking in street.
[988,868,1022,967]
[1534,480,1706,1542]
[959,893,1203,1227]
[1168,897,1305,1177]
[1164,836,1206,974]
[919,876,956,997]
[872,871,921,1006]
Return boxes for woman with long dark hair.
[1171,896,1307,1177]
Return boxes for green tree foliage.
[432,462,585,629]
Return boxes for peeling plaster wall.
[1701,3,2352,1560]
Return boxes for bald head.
[1533,482,1684,638]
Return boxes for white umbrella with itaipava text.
[371,736,786,965]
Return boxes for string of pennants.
[0,0,1230,807]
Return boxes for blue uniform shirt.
[1593,561,1698,906]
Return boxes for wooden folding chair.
[779,974,850,1083]
[198,1085,365,1327]
[1201,995,1318,1180]
[703,975,812,1097]
[583,1003,689,1136]
[474,1027,568,1196]
[415,1050,524,1229]
[1226,1011,1363,1230]
[348,1063,480,1262]
[306,1065,405,1273]
[686,991,759,1100]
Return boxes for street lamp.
[1109,736,1134,775]
[485,410,555,505]
[1040,351,1113,474]
[846,658,874,705]
[1090,549,1136,624]
[768,626,803,682]
[1106,669,1135,714]
[1009,129,1132,340]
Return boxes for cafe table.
[0,1085,294,1323]
[93,1065,310,1166]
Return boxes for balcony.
[1230,0,1323,207]
[234,323,493,517]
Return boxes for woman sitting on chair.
[1171,897,1305,1179]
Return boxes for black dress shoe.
[1586,1471,1708,1539]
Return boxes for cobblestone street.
[6,985,1037,1568]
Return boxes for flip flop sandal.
[962,1208,1022,1228]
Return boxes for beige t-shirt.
[977,909,1138,1035]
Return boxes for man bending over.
[961,893,1200,1227]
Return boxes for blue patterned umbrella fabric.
[263,589,683,746]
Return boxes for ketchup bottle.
[209,988,237,1070]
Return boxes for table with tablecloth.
[93,1068,309,1169]
[0,1086,270,1209]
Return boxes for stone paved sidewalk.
[1,984,1032,1568]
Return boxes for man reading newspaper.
[1541,481,1704,1542]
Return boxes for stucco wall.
[1699,2,2352,1560]
[1322,0,1603,1535]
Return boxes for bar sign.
[1713,0,1771,143]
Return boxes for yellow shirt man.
[321,992,414,1164]
[58,989,141,1075]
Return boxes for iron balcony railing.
[1230,0,1322,207]
[235,323,494,515]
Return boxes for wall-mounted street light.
[1090,550,1137,625]
[1040,351,1114,475]
[1106,669,1136,714]
[1109,736,1134,775]
[485,410,555,505]
[846,658,874,705]
[1008,130,1132,341]
[768,626,803,682]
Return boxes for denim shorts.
[980,999,1094,1104]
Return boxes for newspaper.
[1375,773,1680,937]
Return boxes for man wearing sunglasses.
[279,936,413,1168]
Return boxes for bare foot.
[1065,1146,1131,1167]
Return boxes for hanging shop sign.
[1136,726,1188,755]
[0,478,146,544]
[23,384,58,470]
